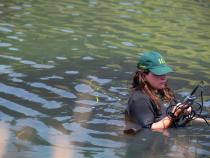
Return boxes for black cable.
[166,81,209,127]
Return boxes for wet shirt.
[125,89,168,128]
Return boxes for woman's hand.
[171,103,183,117]
[183,106,192,115]
[151,103,193,129]
[172,103,191,117]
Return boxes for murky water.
[0,0,210,158]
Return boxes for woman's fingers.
[184,107,192,115]
[172,103,191,117]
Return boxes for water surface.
[0,0,210,158]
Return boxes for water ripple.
[109,86,128,96]
[0,111,13,122]
[64,70,79,75]
[73,106,92,113]
[0,65,13,74]
[7,35,24,42]
[15,118,63,144]
[75,100,105,106]
[119,2,134,6]
[40,75,64,80]
[60,29,74,33]
[9,6,22,10]
[121,41,135,47]
[0,42,12,47]
[0,27,12,32]
[54,28,74,33]
[10,78,23,83]
[74,84,94,93]
[88,119,123,127]
[204,100,210,108]
[64,122,123,148]
[0,55,21,61]
[82,56,95,60]
[8,47,19,51]
[55,56,68,60]
[0,97,43,117]
[31,64,54,69]
[29,82,77,99]
[0,55,54,69]
[0,83,61,109]
[88,75,112,85]
[8,72,26,83]
[8,72,26,78]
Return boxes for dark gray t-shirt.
[125,89,168,128]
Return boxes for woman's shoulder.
[127,89,153,111]
[129,89,149,101]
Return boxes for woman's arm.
[151,105,185,129]
[151,116,173,129]
[127,93,156,128]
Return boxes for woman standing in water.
[125,51,191,130]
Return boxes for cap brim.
[149,65,173,75]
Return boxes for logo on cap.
[158,58,166,64]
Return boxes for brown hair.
[131,70,174,110]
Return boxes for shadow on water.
[123,126,210,158]
[0,0,210,158]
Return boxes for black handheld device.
[181,81,204,109]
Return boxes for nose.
[159,74,167,80]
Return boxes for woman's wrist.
[168,112,176,119]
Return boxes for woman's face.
[143,72,167,90]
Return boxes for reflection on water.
[0,0,210,158]
[124,127,210,158]
[0,122,10,158]
[0,83,62,109]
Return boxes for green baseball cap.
[137,51,173,75]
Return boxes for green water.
[0,0,210,158]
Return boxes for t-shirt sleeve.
[128,95,155,128]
